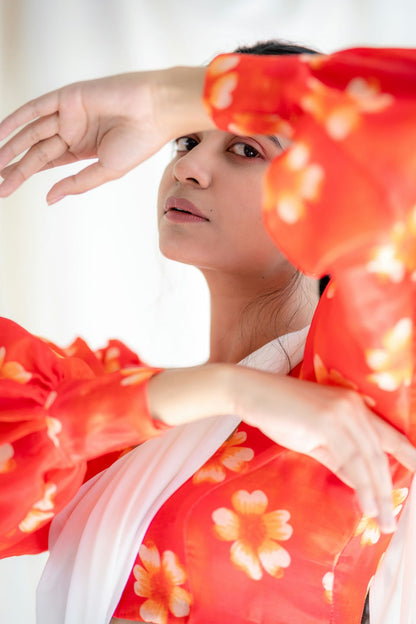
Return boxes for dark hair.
[234,40,320,56]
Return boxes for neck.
[203,268,319,364]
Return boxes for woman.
[0,41,416,623]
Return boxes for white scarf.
[36,327,309,624]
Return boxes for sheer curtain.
[0,0,414,621]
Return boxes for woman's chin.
[159,245,204,267]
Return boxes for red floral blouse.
[0,318,164,557]
[1,47,416,623]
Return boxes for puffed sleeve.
[204,48,416,274]
[204,48,416,443]
[0,317,167,556]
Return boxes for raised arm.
[0,66,214,204]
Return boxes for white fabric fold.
[36,326,309,624]
[370,474,416,624]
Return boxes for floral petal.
[322,571,334,603]
[139,598,168,624]
[313,353,328,383]
[139,542,161,573]
[263,510,293,541]
[277,194,304,224]
[221,447,254,471]
[368,372,401,391]
[209,55,240,75]
[168,586,192,617]
[361,525,381,545]
[211,73,238,109]
[322,571,334,592]
[46,416,62,447]
[120,368,155,386]
[232,489,268,515]
[355,517,380,545]
[385,318,412,351]
[227,430,248,446]
[162,550,187,586]
[326,108,357,140]
[212,507,240,540]
[193,463,226,484]
[367,245,405,282]
[34,482,57,511]
[393,487,409,508]
[230,540,262,580]
[258,539,291,577]
[2,361,32,384]
[18,509,55,533]
[0,443,15,473]
[300,164,324,199]
[366,349,389,371]
[133,564,152,598]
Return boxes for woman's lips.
[164,197,209,223]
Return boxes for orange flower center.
[148,569,173,607]
[238,514,266,550]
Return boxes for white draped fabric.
[36,327,308,624]
[370,476,416,624]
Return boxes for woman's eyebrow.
[266,135,283,149]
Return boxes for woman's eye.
[175,136,198,152]
[230,142,261,159]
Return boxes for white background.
[0,0,414,621]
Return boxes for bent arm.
[147,364,416,534]
[0,66,214,202]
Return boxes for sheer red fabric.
[203,48,416,440]
[0,318,164,556]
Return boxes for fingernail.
[379,515,396,534]
[47,195,65,206]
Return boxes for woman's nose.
[172,146,212,188]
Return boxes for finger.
[371,415,416,471]
[1,152,80,179]
[46,161,124,204]
[0,91,59,141]
[0,135,69,197]
[0,113,59,170]
[309,445,354,487]
[327,432,380,515]
[342,409,395,532]
[336,441,395,532]
[319,398,395,532]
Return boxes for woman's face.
[157,130,291,280]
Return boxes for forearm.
[0,65,216,201]
[146,363,236,426]
[148,362,416,533]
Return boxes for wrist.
[152,66,216,141]
[146,363,238,427]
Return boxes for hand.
[147,364,416,534]
[0,66,212,204]
[232,368,416,533]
